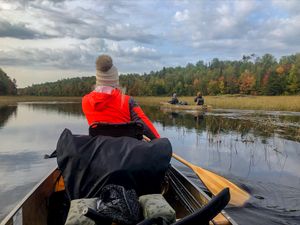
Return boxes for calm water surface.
[0,102,299,224]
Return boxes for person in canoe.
[194,92,204,105]
[82,54,160,140]
[169,92,179,104]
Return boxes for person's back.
[82,86,131,124]
[82,55,160,140]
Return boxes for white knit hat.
[95,55,119,87]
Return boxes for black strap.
[89,121,144,140]
[44,149,57,159]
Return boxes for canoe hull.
[0,166,237,225]
[160,102,212,112]
[0,167,59,225]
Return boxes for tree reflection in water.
[0,105,17,128]
[142,105,300,187]
[0,103,299,225]
[143,105,300,143]
[20,102,84,117]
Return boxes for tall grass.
[135,95,300,112]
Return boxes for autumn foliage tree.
[239,70,256,94]
[19,53,300,96]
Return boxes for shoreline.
[1,95,300,112]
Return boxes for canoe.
[0,165,237,225]
[160,102,212,112]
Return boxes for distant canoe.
[160,102,212,112]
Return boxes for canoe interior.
[0,166,237,225]
[166,166,238,225]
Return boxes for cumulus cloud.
[0,37,161,73]
[174,9,189,22]
[168,0,300,59]
[0,47,91,69]
[174,0,258,41]
[0,37,108,69]
[1,0,300,87]
[0,0,157,43]
[0,19,48,39]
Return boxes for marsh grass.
[1,95,300,111]
[135,95,300,112]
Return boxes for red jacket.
[82,88,160,139]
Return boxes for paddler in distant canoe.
[194,92,204,105]
[168,92,179,105]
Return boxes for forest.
[3,53,300,97]
[0,68,17,95]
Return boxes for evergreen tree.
[0,68,17,95]
[18,53,300,96]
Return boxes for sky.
[0,0,300,88]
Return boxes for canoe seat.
[89,121,144,140]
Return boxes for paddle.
[172,153,250,207]
[142,135,249,206]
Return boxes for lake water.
[0,102,299,224]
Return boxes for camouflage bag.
[64,198,98,225]
[139,194,176,225]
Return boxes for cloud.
[272,0,300,15]
[0,0,158,43]
[169,0,300,58]
[172,0,258,41]
[0,19,49,39]
[105,23,157,44]
[1,0,300,87]
[174,9,189,22]
[0,45,96,70]
[0,37,161,72]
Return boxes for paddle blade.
[193,166,250,207]
[172,153,250,206]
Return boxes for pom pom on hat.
[95,55,119,87]
[96,55,113,72]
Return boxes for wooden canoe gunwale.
[0,166,59,225]
[0,165,238,225]
[167,166,238,225]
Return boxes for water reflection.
[143,105,300,142]
[147,106,300,225]
[0,151,41,172]
[19,102,84,117]
[0,105,17,128]
[0,103,299,225]
[141,105,300,186]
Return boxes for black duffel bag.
[55,128,172,199]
